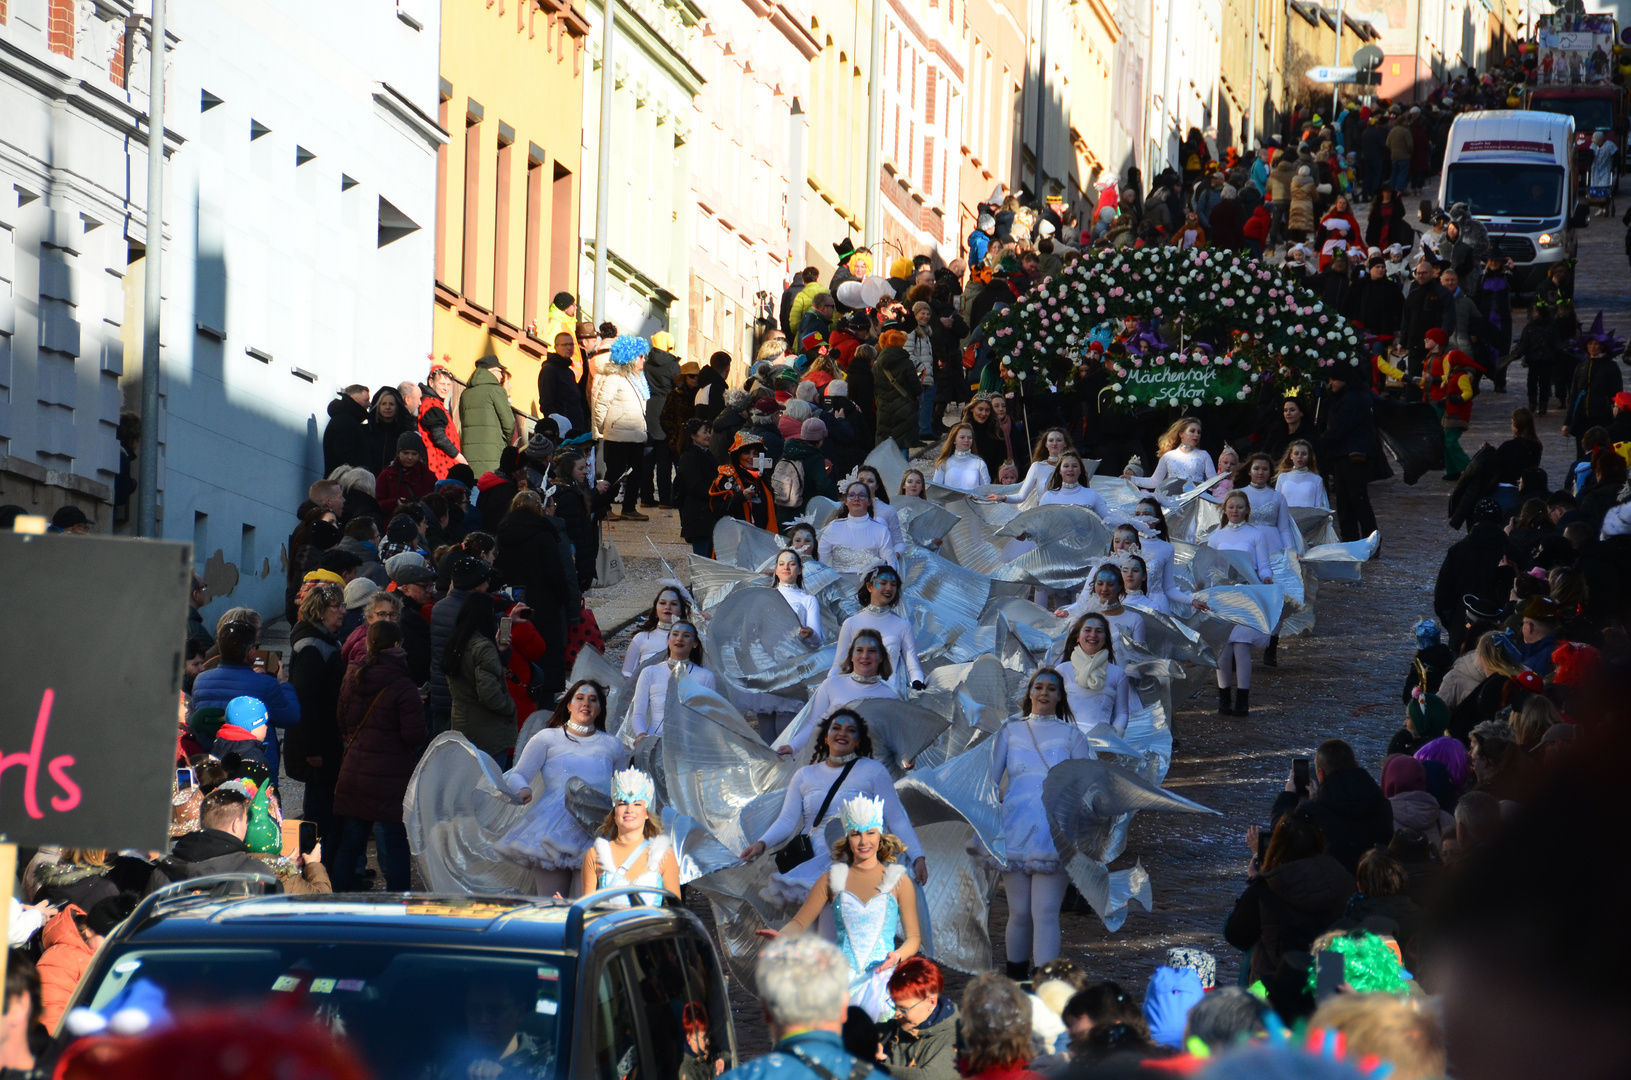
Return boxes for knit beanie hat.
[801,418,829,442]
[344,577,379,611]
[397,431,426,455]
[386,515,420,544]
[452,555,490,590]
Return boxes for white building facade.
[687,0,818,364]
[579,0,704,340]
[152,0,442,616]
[0,0,163,528]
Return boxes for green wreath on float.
[982,246,1367,410]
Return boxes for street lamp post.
[136,0,167,539]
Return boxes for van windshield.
[1445,163,1565,218]
[78,945,563,1079]
[1530,96,1615,134]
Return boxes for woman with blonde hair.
[579,767,680,905]
[756,789,922,1021]
[1129,418,1214,491]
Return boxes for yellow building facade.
[432,0,590,415]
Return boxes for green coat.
[878,1002,961,1080]
[459,366,516,475]
[448,635,515,762]
[873,345,922,450]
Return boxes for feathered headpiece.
[840,793,885,834]
[609,335,651,366]
[611,767,655,806]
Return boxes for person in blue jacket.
[191,620,301,781]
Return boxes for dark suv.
[54,876,736,1080]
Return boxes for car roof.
[113,891,693,954]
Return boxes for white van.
[1437,110,1587,291]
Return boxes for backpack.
[770,457,804,510]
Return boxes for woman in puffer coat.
[872,329,922,450]
[333,620,429,892]
[591,335,652,520]
[1224,814,1355,985]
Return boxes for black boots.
[1219,687,1234,716]
[1234,689,1251,717]
[1264,635,1279,667]
[1006,960,1031,982]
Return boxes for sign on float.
[0,532,192,850]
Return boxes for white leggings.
[533,867,577,899]
[1216,642,1253,690]
[1003,871,1070,966]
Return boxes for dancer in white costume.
[783,629,900,756]
[755,792,922,1022]
[830,565,926,692]
[740,708,928,897]
[856,465,905,556]
[626,620,717,743]
[578,767,680,905]
[498,679,630,897]
[820,481,897,572]
[1274,440,1330,509]
[1207,489,1277,719]
[1233,453,1299,551]
[623,585,692,677]
[1060,613,1132,734]
[1038,452,1111,518]
[1128,418,1215,491]
[988,428,1072,504]
[989,668,1095,975]
[1059,564,1148,648]
[770,549,822,639]
[931,423,992,492]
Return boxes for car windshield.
[1444,163,1565,218]
[80,944,563,1080]
[1530,97,1615,134]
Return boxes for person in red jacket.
[503,614,548,729]
[375,433,436,516]
[1242,204,1271,258]
[416,365,466,480]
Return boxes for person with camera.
[1269,739,1394,874]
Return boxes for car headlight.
[1537,233,1559,248]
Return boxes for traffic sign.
[1308,66,1359,83]
[1352,44,1385,70]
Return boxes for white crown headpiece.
[611,767,655,806]
[840,793,886,834]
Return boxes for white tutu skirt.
[976,774,1060,875]
[763,854,830,906]
[1227,623,1272,648]
[851,961,898,1022]
[493,796,592,871]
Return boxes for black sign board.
[0,532,192,850]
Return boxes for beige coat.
[1289,175,1318,234]
[591,359,651,444]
